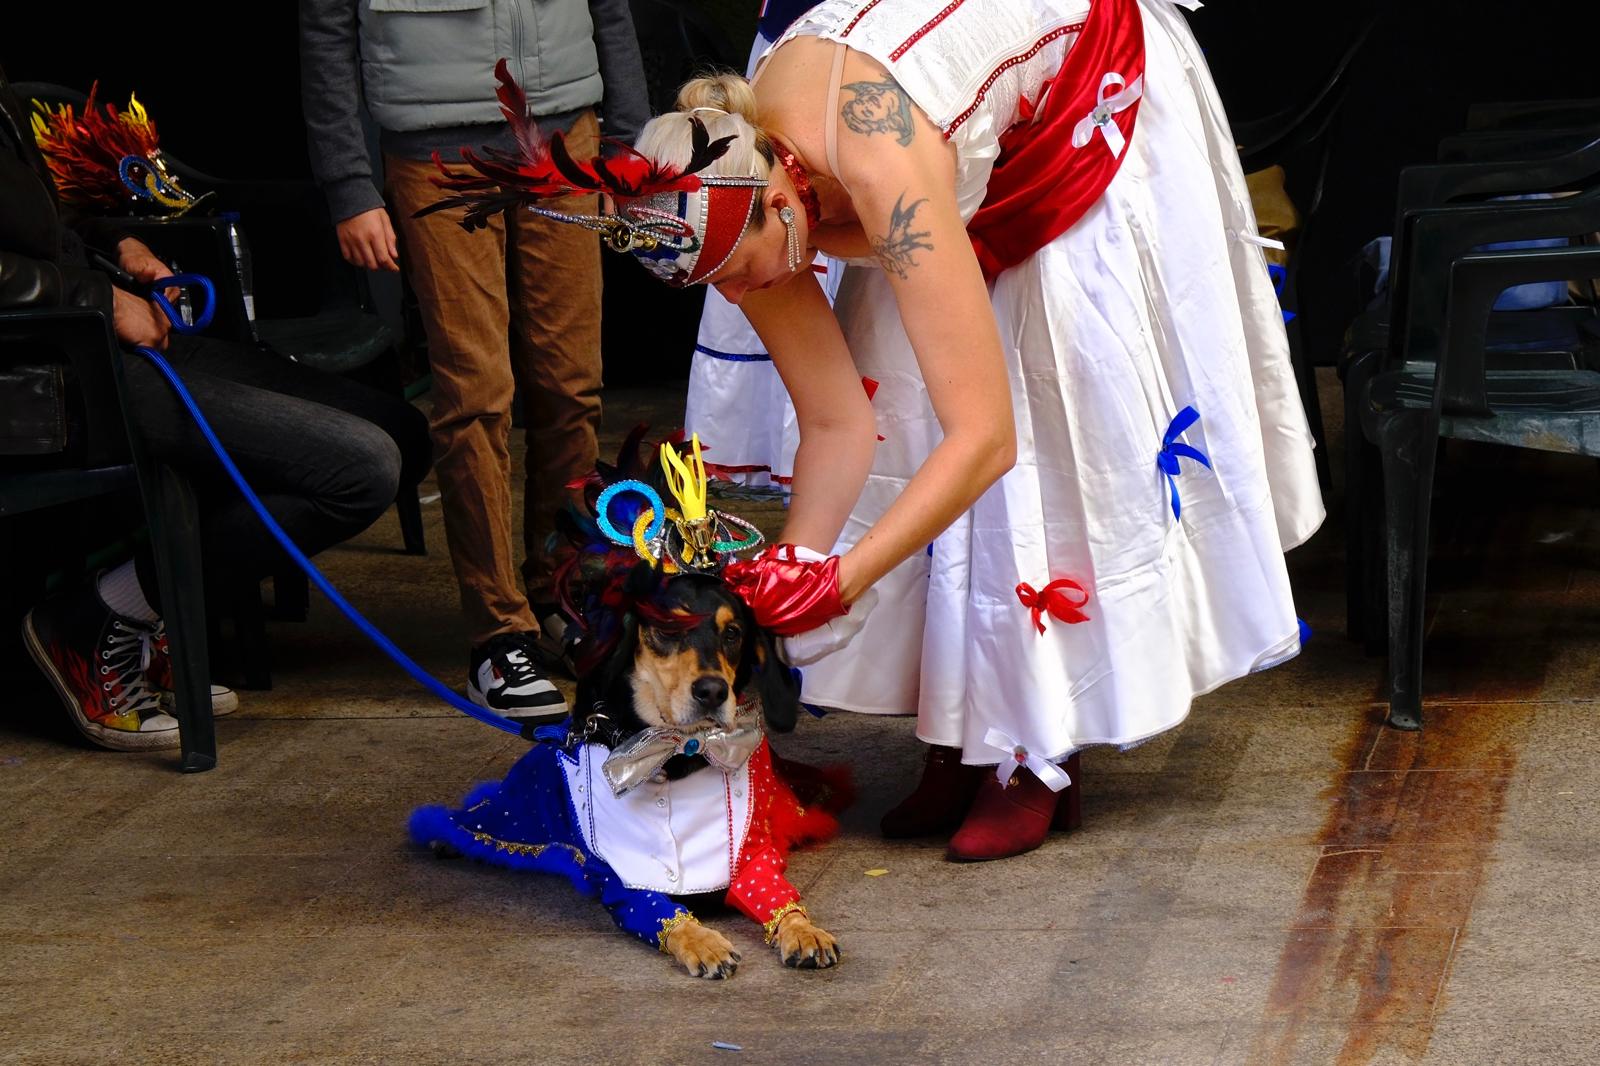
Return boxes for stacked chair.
[1341,100,1600,730]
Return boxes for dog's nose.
[692,676,729,710]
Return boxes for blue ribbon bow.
[1267,262,1297,324]
[1157,406,1212,521]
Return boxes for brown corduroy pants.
[385,111,602,645]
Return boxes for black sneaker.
[468,632,568,723]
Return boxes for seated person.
[0,65,431,751]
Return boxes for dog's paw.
[664,919,741,980]
[773,910,840,970]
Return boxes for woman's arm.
[828,54,1018,602]
[738,271,878,561]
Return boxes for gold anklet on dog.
[656,910,697,953]
[763,901,807,945]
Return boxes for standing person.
[299,0,650,721]
[684,0,838,491]
[427,0,1324,860]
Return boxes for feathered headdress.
[30,84,208,216]
[416,59,767,287]
[554,426,767,673]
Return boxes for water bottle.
[168,259,194,327]
[220,211,258,341]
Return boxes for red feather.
[767,752,855,852]
[415,58,739,227]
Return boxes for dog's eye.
[721,624,743,648]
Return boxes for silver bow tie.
[600,716,763,796]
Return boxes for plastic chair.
[1340,131,1600,646]
[1353,188,1600,730]
[0,308,216,771]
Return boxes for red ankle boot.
[947,752,1082,862]
[880,745,983,838]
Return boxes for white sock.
[97,562,159,624]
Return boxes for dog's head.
[577,563,800,742]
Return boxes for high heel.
[948,753,1081,862]
[880,744,983,838]
[1052,752,1082,831]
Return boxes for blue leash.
[92,253,218,335]
[130,342,526,738]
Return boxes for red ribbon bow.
[1015,579,1091,635]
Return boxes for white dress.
[685,30,843,489]
[766,0,1326,765]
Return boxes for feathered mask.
[417,59,767,287]
[30,84,208,216]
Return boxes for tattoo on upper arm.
[840,76,916,146]
[871,192,934,280]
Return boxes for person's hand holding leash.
[116,237,178,301]
[112,287,170,350]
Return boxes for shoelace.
[138,622,165,674]
[102,622,163,716]
[489,637,541,687]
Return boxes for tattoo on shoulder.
[840,76,916,146]
[871,192,934,280]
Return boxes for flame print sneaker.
[145,624,240,717]
[21,582,178,751]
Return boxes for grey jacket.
[300,0,649,222]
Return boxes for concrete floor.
[7,374,1600,1064]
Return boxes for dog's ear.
[735,600,801,734]
[575,610,641,734]
[757,632,800,734]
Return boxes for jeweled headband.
[416,60,768,287]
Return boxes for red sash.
[967,0,1146,281]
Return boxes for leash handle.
[92,255,217,334]
[146,273,216,334]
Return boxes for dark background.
[6,0,1599,378]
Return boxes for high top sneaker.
[144,624,240,717]
[22,583,179,751]
[468,631,568,724]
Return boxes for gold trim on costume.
[464,830,587,865]
[656,910,697,953]
[763,901,807,945]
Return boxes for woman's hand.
[722,544,847,636]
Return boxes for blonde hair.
[634,72,776,198]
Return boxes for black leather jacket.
[0,65,126,315]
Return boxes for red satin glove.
[722,544,847,637]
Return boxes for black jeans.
[125,335,431,598]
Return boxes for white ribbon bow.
[983,728,1073,793]
[1071,72,1144,159]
